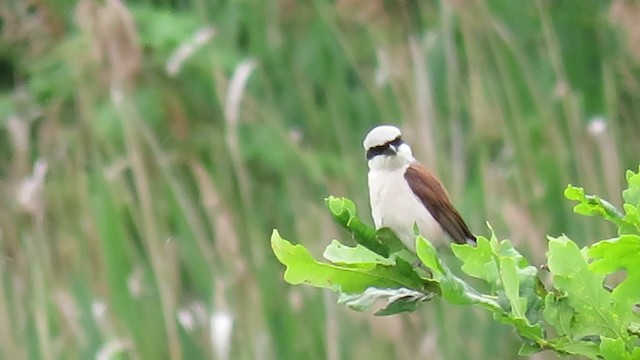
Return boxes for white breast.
[368,165,445,250]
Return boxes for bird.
[363,125,476,251]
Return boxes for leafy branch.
[271,167,640,359]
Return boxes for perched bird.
[363,125,476,250]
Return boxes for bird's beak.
[389,145,398,153]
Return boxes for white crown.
[363,125,401,150]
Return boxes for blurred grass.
[0,0,639,359]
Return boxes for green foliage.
[4,0,640,359]
[590,235,640,324]
[326,196,396,257]
[273,167,640,359]
[271,230,427,295]
[270,228,436,315]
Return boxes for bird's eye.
[366,136,403,160]
[389,136,403,147]
[366,144,387,160]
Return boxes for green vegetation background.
[1,0,639,359]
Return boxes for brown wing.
[404,164,476,245]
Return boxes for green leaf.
[453,228,543,334]
[547,338,600,359]
[325,196,389,256]
[323,240,394,266]
[622,167,640,233]
[565,184,640,234]
[564,185,584,201]
[622,204,640,234]
[416,237,500,308]
[376,227,409,253]
[623,168,640,208]
[271,230,425,293]
[337,288,435,316]
[564,185,625,222]
[600,337,635,360]
[500,257,527,317]
[451,235,499,286]
[547,236,626,340]
[543,293,574,336]
[588,234,640,326]
[419,229,546,341]
[415,236,445,275]
[517,342,542,356]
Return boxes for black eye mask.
[366,136,404,160]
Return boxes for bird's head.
[363,125,415,170]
